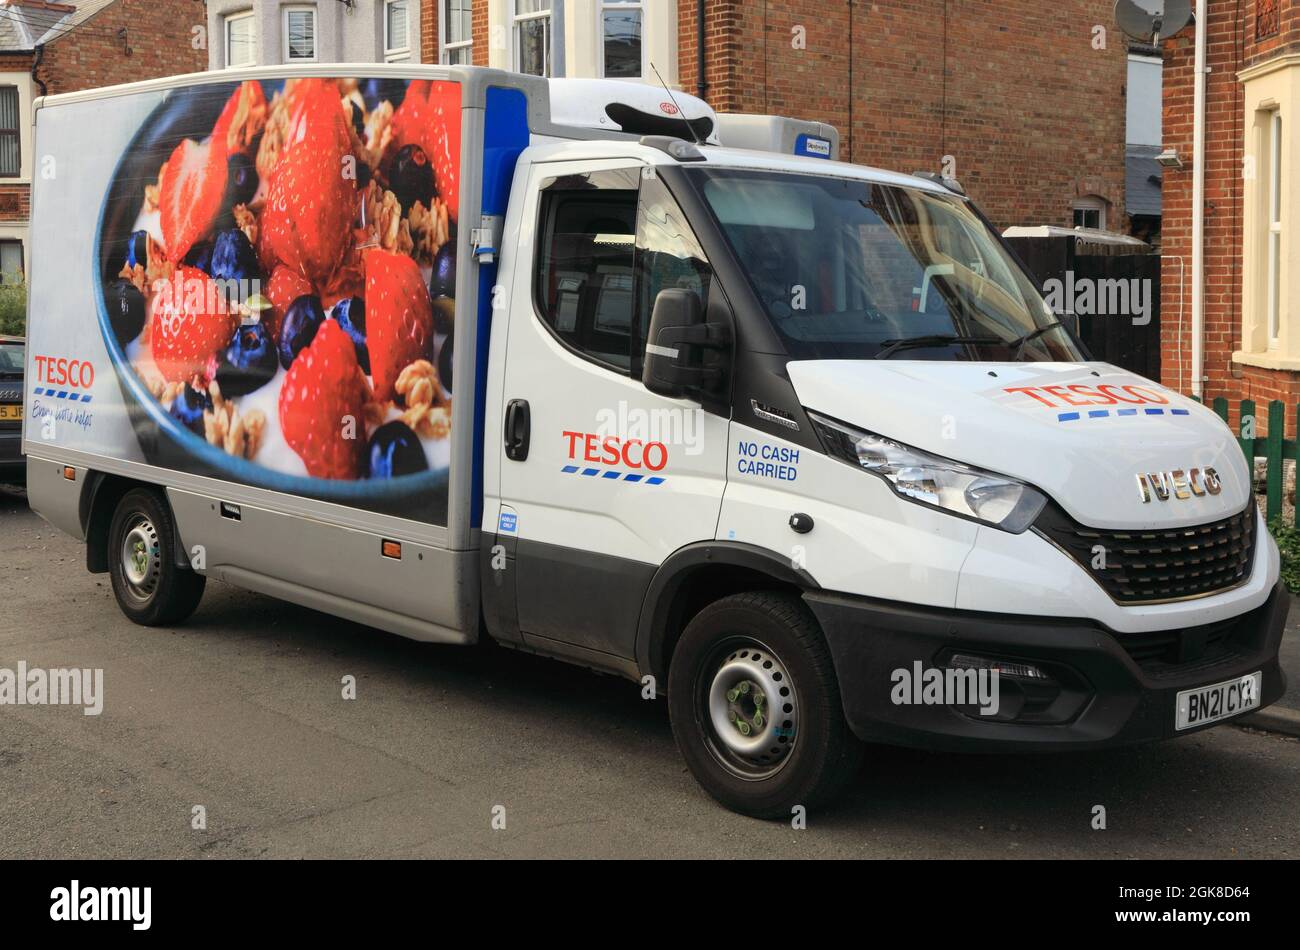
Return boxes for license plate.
[0,404,20,421]
[1176,672,1261,730]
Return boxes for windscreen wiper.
[1009,321,1065,361]
[874,334,1003,360]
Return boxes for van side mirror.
[642,288,730,400]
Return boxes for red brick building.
[0,0,208,282]
[421,1,1131,234]
[1160,0,1300,431]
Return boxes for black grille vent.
[1034,503,1256,604]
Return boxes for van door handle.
[504,399,531,461]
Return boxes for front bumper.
[806,580,1289,752]
[0,425,23,480]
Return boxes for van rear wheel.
[667,591,863,819]
[107,488,205,626]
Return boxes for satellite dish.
[1114,0,1193,44]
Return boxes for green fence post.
[1267,401,1284,522]
[1212,396,1228,424]
[1240,399,1257,466]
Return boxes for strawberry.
[259,78,359,285]
[278,319,369,480]
[365,249,434,401]
[389,80,460,222]
[425,81,461,223]
[211,81,268,158]
[149,267,239,384]
[158,138,227,262]
[265,265,313,342]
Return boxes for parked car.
[0,334,23,483]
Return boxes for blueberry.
[104,278,146,345]
[184,240,214,274]
[226,152,259,207]
[278,295,326,369]
[332,296,369,375]
[389,144,434,214]
[430,242,456,298]
[168,383,212,436]
[437,334,453,394]
[215,321,278,397]
[209,229,261,306]
[431,295,455,337]
[124,230,149,271]
[360,78,406,113]
[367,421,428,479]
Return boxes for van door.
[494,159,730,664]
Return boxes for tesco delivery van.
[21,65,1287,818]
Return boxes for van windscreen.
[689,169,1084,363]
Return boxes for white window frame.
[597,0,645,79]
[1071,196,1106,231]
[282,5,317,63]
[512,1,552,77]
[385,0,412,63]
[1267,109,1284,347]
[224,10,257,69]
[440,0,473,65]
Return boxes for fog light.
[947,653,1050,681]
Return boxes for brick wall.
[35,0,207,96]
[421,0,438,64]
[1159,1,1300,434]
[677,0,1128,232]
[471,0,487,66]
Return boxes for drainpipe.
[32,43,47,97]
[1191,0,1207,398]
[696,0,707,100]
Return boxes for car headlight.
[809,412,1047,533]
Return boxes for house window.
[385,0,411,62]
[283,6,316,62]
[0,87,19,178]
[1072,197,1106,231]
[514,0,552,77]
[0,240,22,284]
[441,0,472,65]
[600,1,643,78]
[225,11,256,68]
[1266,110,1283,345]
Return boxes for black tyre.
[668,591,864,819]
[107,488,205,626]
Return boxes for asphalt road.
[3,483,1299,858]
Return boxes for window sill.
[1232,349,1300,372]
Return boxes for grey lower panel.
[25,455,85,540]
[514,538,657,661]
[167,487,476,644]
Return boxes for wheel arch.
[84,474,185,573]
[635,541,820,685]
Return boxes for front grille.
[1034,502,1256,604]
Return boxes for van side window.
[535,170,640,373]
[632,176,713,377]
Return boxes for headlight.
[809,412,1047,533]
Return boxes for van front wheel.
[667,591,863,819]
[107,488,205,626]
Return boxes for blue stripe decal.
[1117,408,1137,416]
[561,466,665,485]
[1145,408,1164,415]
[1171,408,1190,415]
[1058,412,1081,422]
[1088,409,1109,418]
[471,86,531,531]
[1058,405,1189,423]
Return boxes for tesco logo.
[34,355,95,390]
[563,430,668,471]
[1005,383,1169,410]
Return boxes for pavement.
[3,482,1300,858]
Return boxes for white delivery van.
[22,65,1287,818]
